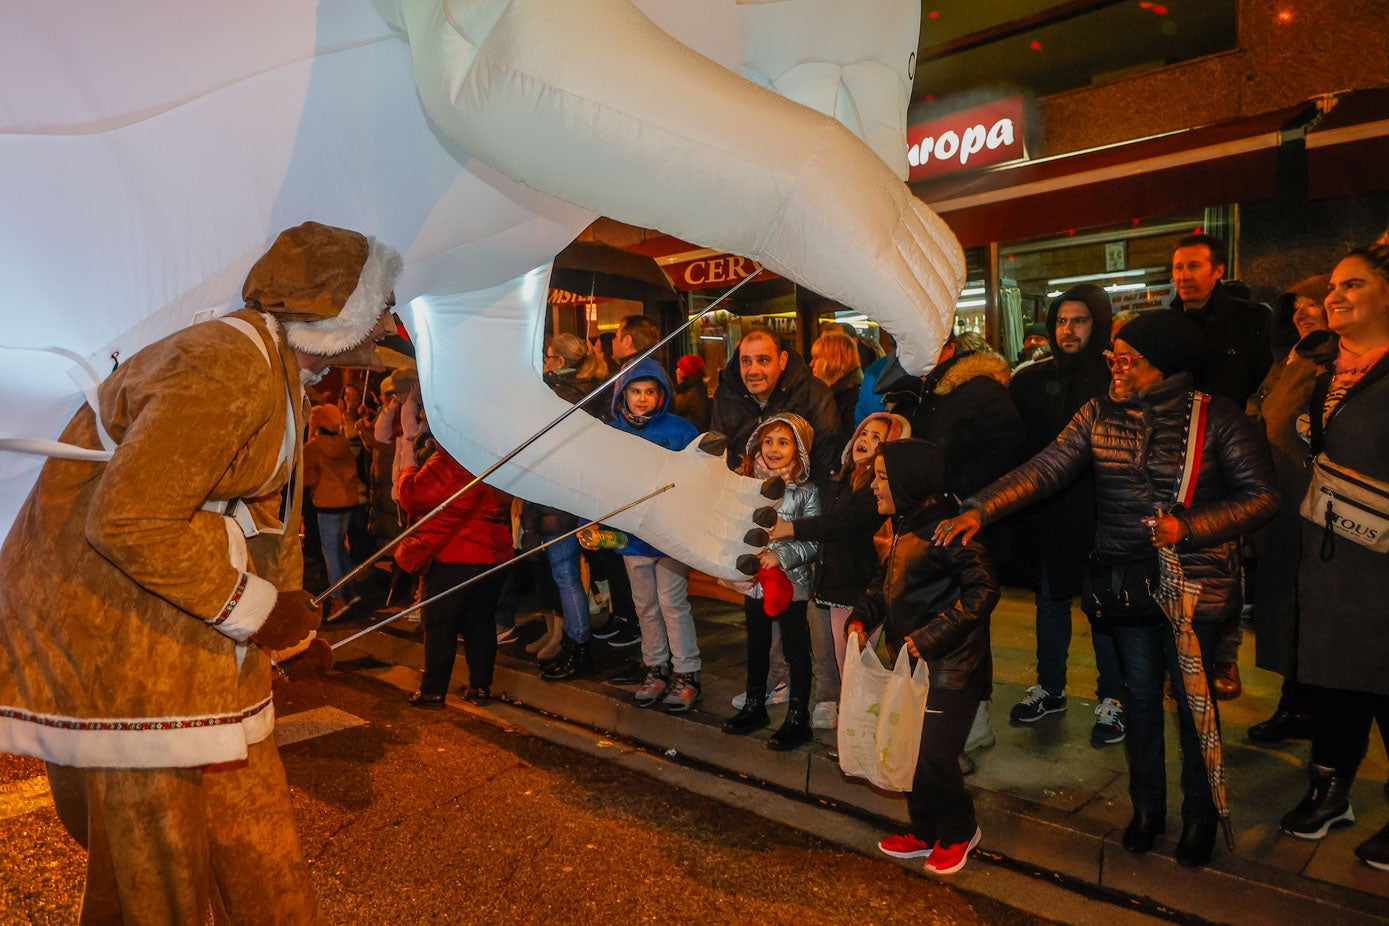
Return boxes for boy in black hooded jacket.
[849,439,999,876]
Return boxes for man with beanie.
[1170,233,1273,699]
[855,439,999,876]
[0,221,402,921]
[937,309,1277,869]
[1007,284,1126,746]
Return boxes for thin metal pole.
[329,483,674,650]
[314,268,763,606]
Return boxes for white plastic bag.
[837,635,930,791]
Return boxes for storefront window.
[993,208,1226,360]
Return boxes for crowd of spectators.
[302,235,1389,878]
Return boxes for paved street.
[0,669,1055,925]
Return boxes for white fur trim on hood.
[284,238,403,356]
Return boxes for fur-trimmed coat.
[0,309,304,768]
[910,350,1025,501]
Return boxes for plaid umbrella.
[1153,544,1235,850]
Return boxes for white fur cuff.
[213,573,278,642]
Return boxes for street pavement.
[330,576,1389,926]
[1,669,1057,925]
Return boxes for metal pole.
[314,268,762,607]
[329,483,674,650]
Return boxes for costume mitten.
[251,589,322,651]
[757,566,794,617]
[280,637,334,681]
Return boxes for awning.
[1305,88,1389,201]
[913,102,1316,248]
[627,236,781,292]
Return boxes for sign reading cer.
[907,97,1026,182]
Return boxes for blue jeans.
[1035,566,1123,701]
[317,510,354,594]
[544,534,590,643]
[1111,618,1220,822]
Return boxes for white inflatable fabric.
[0,0,731,535]
[410,272,776,575]
[387,0,964,375]
[737,0,920,181]
[0,0,963,581]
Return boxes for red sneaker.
[877,832,933,859]
[923,827,981,876]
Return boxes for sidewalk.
[329,582,1389,925]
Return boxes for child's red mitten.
[757,566,794,617]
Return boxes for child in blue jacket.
[599,358,704,711]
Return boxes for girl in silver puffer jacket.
[723,413,820,750]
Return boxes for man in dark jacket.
[711,326,840,481]
[1171,233,1273,699]
[1008,284,1125,746]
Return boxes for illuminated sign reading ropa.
[907,97,1026,182]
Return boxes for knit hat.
[676,354,705,378]
[839,412,911,471]
[1113,311,1202,377]
[242,221,403,356]
[1287,274,1331,303]
[877,439,945,512]
[309,403,343,433]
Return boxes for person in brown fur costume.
[0,221,401,923]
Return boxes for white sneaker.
[730,682,789,709]
[811,701,838,730]
[965,700,996,751]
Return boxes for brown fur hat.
[242,221,403,356]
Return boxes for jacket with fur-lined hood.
[910,349,1025,501]
[742,413,820,599]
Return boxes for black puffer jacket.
[967,372,1279,625]
[851,495,997,692]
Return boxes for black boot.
[1248,707,1314,743]
[1354,822,1389,872]
[541,636,593,681]
[1280,763,1355,839]
[1175,816,1218,868]
[767,703,813,751]
[723,689,769,735]
[1121,807,1165,854]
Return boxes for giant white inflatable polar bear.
[0,0,963,579]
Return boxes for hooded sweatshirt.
[850,439,997,691]
[608,357,698,557]
[742,413,820,599]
